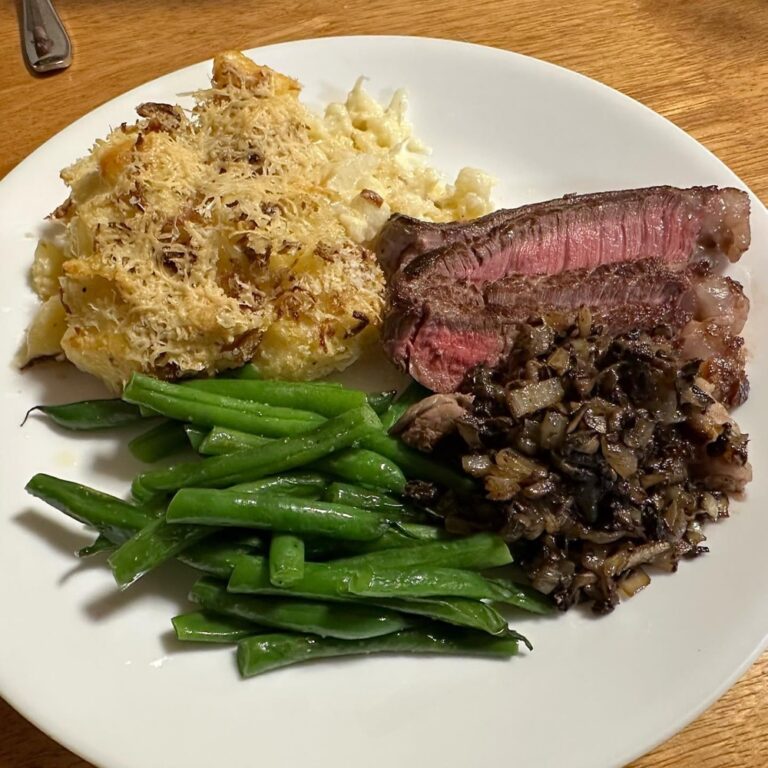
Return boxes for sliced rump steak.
[377,186,752,400]
[378,185,750,279]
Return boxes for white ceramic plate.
[1,36,766,768]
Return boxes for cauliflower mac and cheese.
[19,51,492,390]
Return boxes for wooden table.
[1,1,766,766]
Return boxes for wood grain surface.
[0,1,766,766]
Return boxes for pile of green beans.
[25,370,549,678]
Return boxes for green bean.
[313,449,405,494]
[362,432,476,494]
[130,389,322,437]
[366,390,397,415]
[237,627,521,677]
[182,379,368,417]
[346,566,551,612]
[129,420,190,463]
[303,524,450,560]
[108,517,210,588]
[26,474,151,542]
[323,482,426,526]
[389,522,449,542]
[128,374,324,421]
[284,488,327,502]
[131,490,173,513]
[24,399,148,430]
[132,405,381,494]
[229,555,346,598]
[178,533,262,578]
[141,493,170,516]
[198,428,273,455]
[196,427,405,494]
[333,532,512,571]
[190,577,412,640]
[166,490,390,541]
[322,482,409,514]
[123,374,324,437]
[486,578,554,614]
[229,472,329,497]
[130,477,157,504]
[184,425,208,451]
[227,556,510,635]
[376,596,510,635]
[378,381,431,431]
[269,534,305,587]
[172,610,259,643]
[77,534,115,558]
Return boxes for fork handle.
[22,0,72,73]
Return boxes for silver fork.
[21,0,72,73]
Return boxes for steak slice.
[384,258,696,393]
[377,185,750,280]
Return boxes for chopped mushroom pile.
[395,314,751,613]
